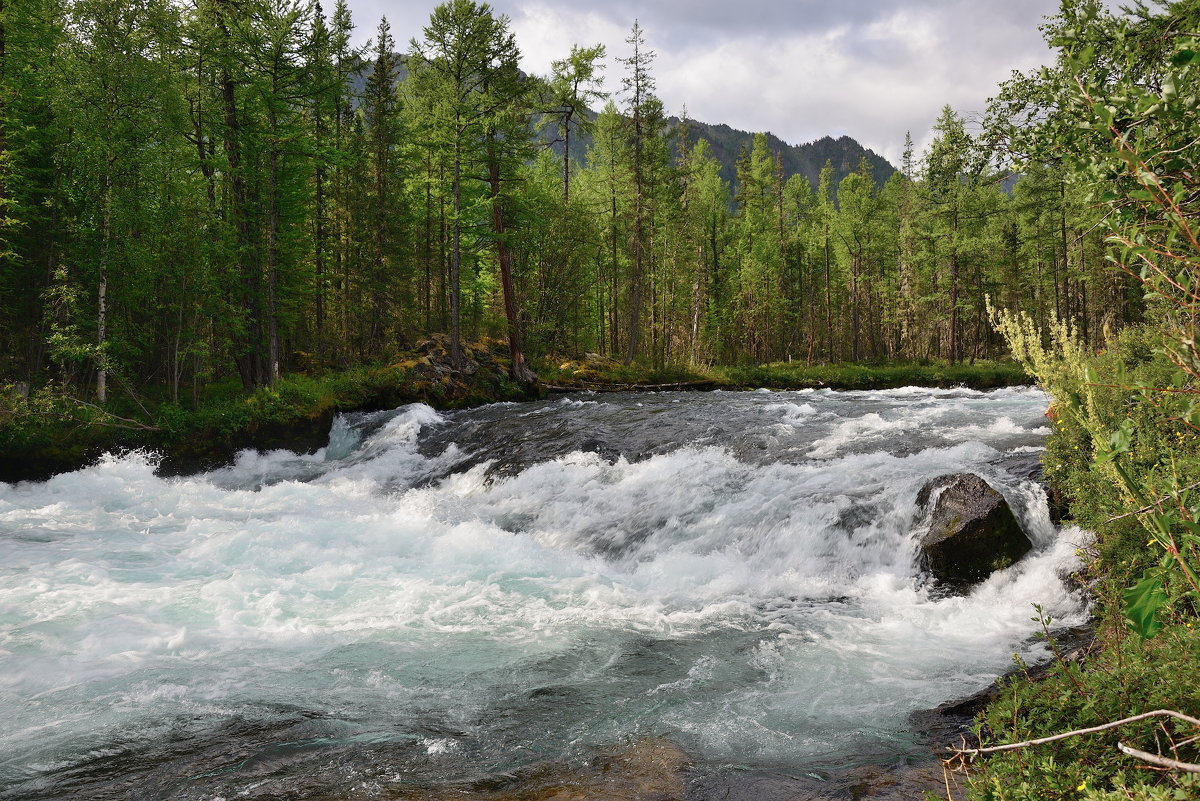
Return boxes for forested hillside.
[670,122,896,196]
[0,0,1130,407]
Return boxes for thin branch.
[951,709,1200,758]
[1174,734,1200,750]
[1106,481,1200,522]
[1117,742,1200,773]
[71,399,161,432]
[942,760,958,801]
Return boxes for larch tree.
[924,105,973,361]
[545,43,606,204]
[409,0,535,376]
[618,19,657,365]
[362,16,403,355]
[244,0,316,385]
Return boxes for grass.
[2,345,1032,483]
[716,359,1031,390]
[535,354,1031,391]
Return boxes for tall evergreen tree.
[409,0,536,375]
[618,20,659,365]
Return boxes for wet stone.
[916,473,1033,590]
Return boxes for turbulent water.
[0,387,1090,800]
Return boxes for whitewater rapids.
[0,386,1090,799]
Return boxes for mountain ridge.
[670,118,897,192]
[353,58,899,192]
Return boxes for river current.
[0,387,1090,799]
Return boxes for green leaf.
[1095,417,1135,464]
[1162,74,1178,100]
[1123,572,1167,639]
[1170,49,1198,67]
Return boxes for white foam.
[808,408,942,458]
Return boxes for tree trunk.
[949,252,959,362]
[689,243,703,363]
[626,205,644,365]
[450,136,463,369]
[266,110,281,386]
[823,223,832,363]
[610,188,619,357]
[562,113,572,203]
[851,254,860,362]
[949,202,960,363]
[314,144,326,346]
[215,0,259,390]
[97,149,112,403]
[488,135,535,384]
[424,149,432,333]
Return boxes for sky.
[340,0,1062,168]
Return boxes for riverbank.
[947,321,1200,800]
[539,354,1030,392]
[0,337,539,483]
[0,345,1030,484]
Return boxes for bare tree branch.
[951,709,1200,758]
[1106,482,1200,522]
[1117,742,1200,773]
[70,399,161,431]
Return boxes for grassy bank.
[536,355,1031,391]
[0,337,539,483]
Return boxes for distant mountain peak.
[669,117,897,191]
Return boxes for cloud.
[343,0,1059,168]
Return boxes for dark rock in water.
[917,474,1032,588]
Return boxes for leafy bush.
[966,620,1200,801]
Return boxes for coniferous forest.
[0,0,1133,406]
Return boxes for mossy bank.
[0,337,541,483]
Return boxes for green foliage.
[972,2,1200,797]
[533,357,1029,392]
[967,620,1200,801]
[1123,572,1167,639]
[1,339,542,480]
[533,356,713,388]
[0,0,1129,404]
[719,360,1029,390]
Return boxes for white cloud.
[507,2,628,84]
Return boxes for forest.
[0,0,1133,407]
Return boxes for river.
[0,387,1090,800]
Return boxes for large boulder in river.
[916,473,1032,588]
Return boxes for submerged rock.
[385,737,690,801]
[916,473,1032,589]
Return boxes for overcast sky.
[340,0,1061,167]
